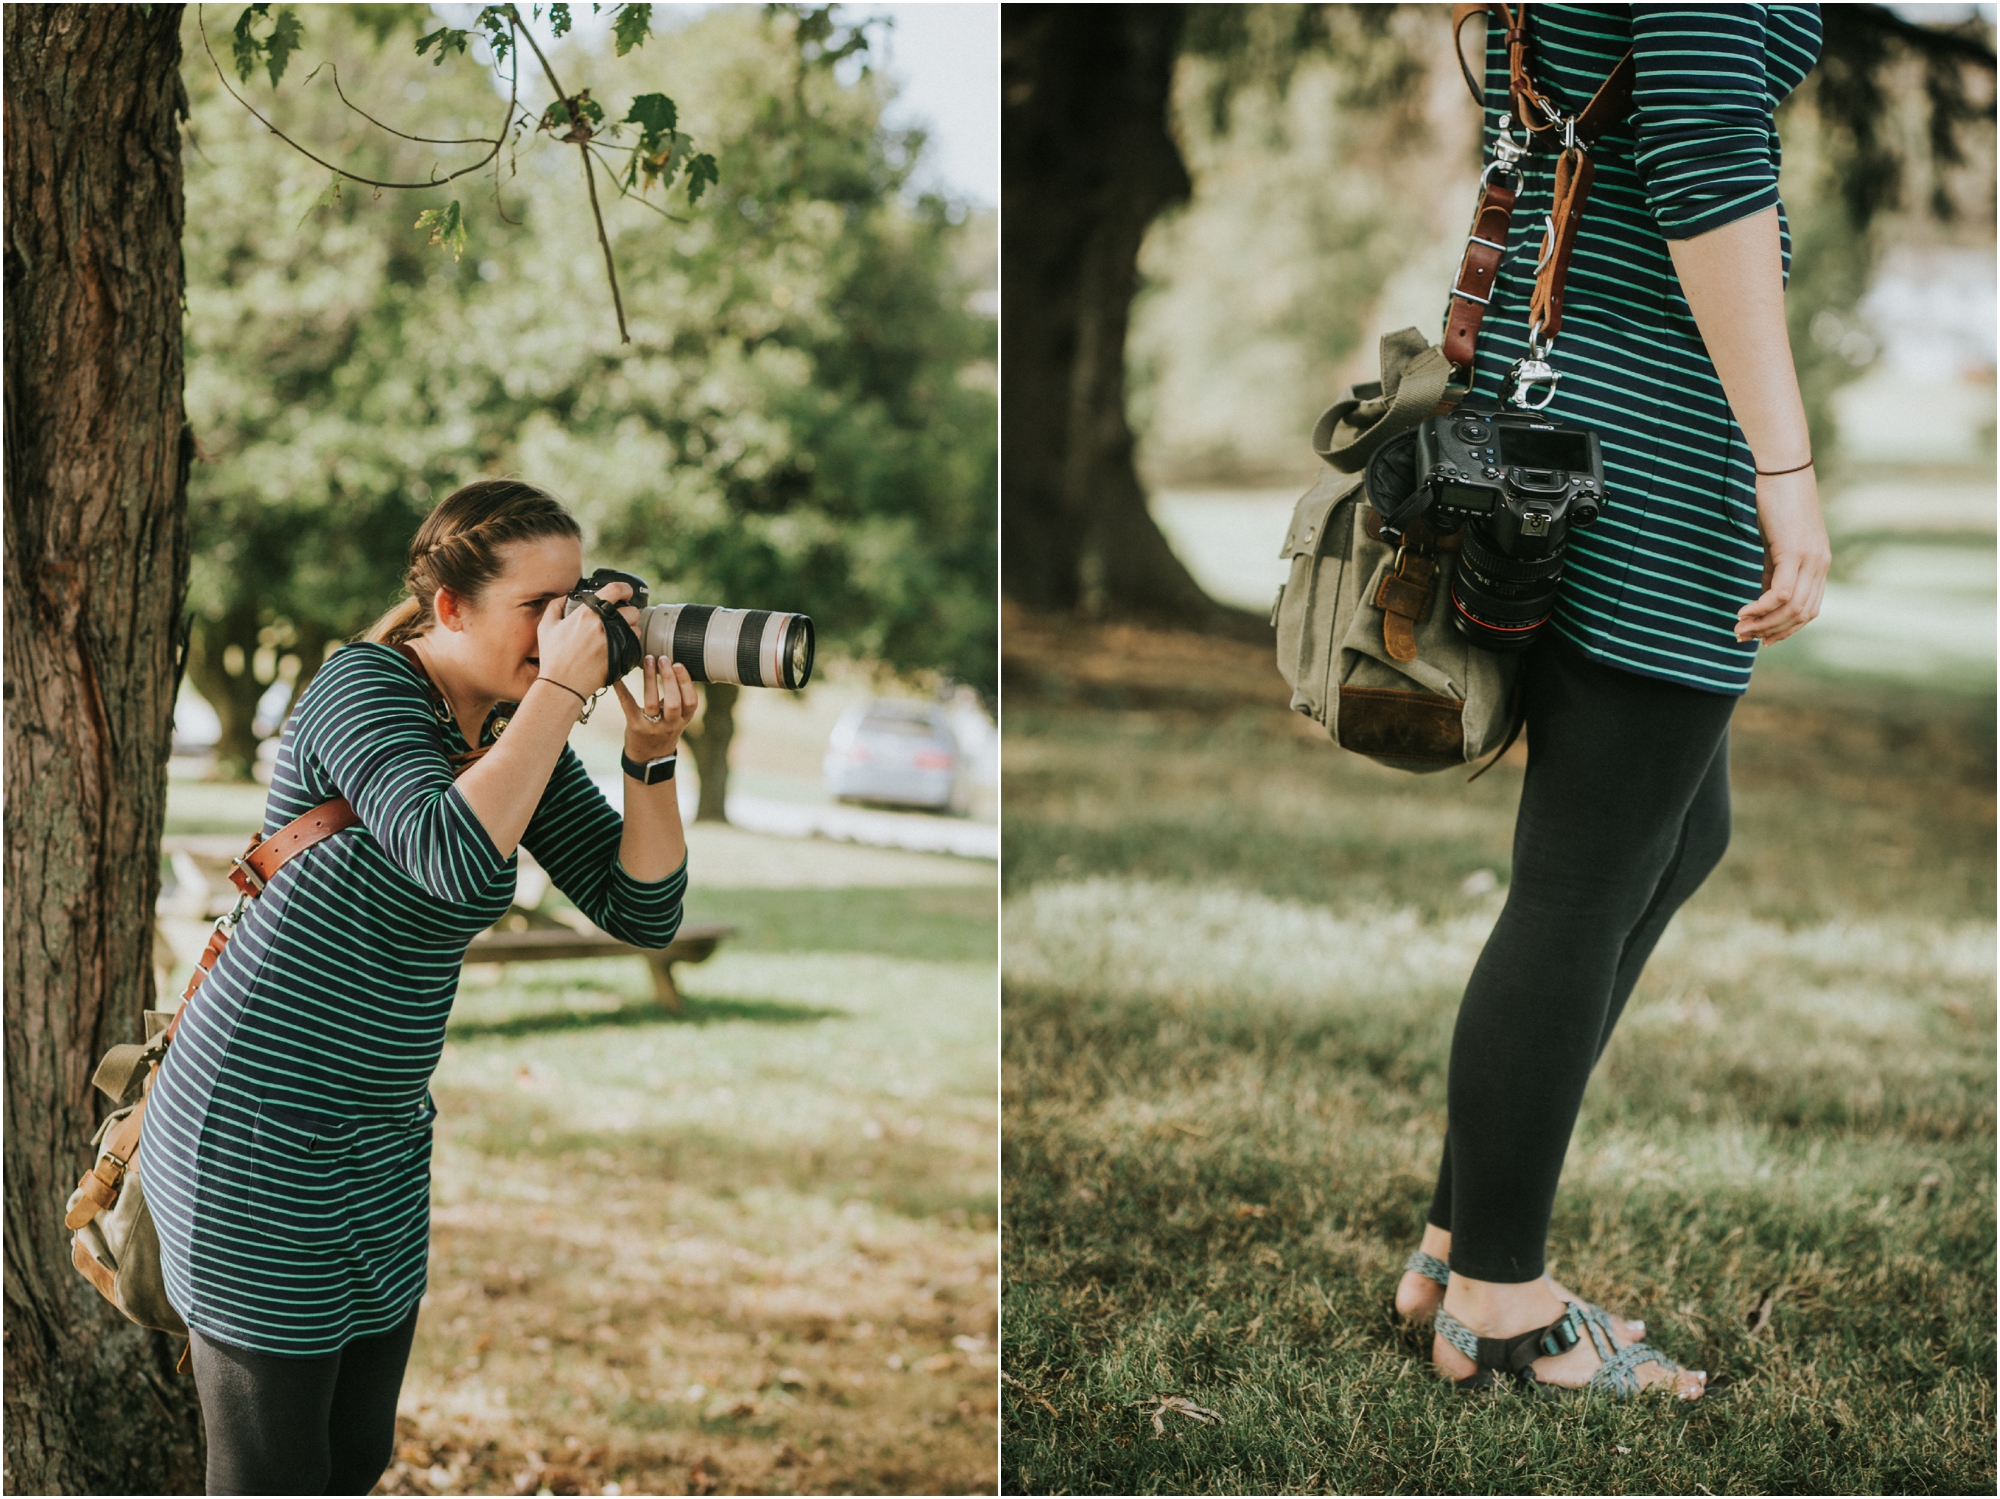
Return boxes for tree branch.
[196,6,509,191]
[1843,5,1997,72]
[507,4,631,343]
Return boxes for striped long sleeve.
[293,646,508,905]
[522,747,687,948]
[1630,6,1804,238]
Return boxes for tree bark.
[4,6,205,1493]
[686,681,738,823]
[1001,4,1264,636]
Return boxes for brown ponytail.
[360,479,582,647]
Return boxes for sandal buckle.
[1539,1304,1584,1359]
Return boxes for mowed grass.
[375,880,997,1496]
[1001,631,1994,1496]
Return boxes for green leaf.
[295,173,342,231]
[549,3,573,37]
[624,92,677,138]
[684,152,718,205]
[232,4,271,85]
[414,26,470,64]
[473,5,513,62]
[413,201,467,262]
[612,3,653,55]
[263,8,303,87]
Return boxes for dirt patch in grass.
[375,909,997,1494]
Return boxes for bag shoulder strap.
[1442,4,1637,373]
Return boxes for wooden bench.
[462,921,735,1012]
[161,836,731,1012]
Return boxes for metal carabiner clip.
[1504,323,1562,410]
[1505,356,1562,411]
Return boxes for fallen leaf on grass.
[1745,1285,1789,1338]
[1001,1370,1059,1418]
[1136,1395,1223,1437]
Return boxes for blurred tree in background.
[185,4,997,798]
[1004,2,1993,624]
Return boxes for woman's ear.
[434,586,466,633]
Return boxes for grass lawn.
[1000,618,1994,1495]
[160,780,998,1495]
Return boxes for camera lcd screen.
[1440,482,1495,512]
[1499,425,1592,473]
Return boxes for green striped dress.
[143,641,686,1356]
[1470,3,1822,693]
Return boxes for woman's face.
[439,533,585,705]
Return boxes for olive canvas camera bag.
[1272,330,1521,773]
[1272,3,1634,774]
[65,798,358,1365]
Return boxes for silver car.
[823,698,961,811]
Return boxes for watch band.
[621,750,677,785]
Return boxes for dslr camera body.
[1383,404,1606,652]
[562,568,815,690]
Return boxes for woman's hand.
[1735,468,1831,644]
[614,655,699,759]
[534,581,635,695]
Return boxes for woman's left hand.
[614,655,699,759]
[1736,468,1831,644]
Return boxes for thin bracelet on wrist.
[534,677,589,707]
[1754,457,1814,477]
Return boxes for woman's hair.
[361,479,582,647]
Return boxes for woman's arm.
[450,593,621,857]
[1667,206,1831,644]
[608,656,698,881]
[516,654,697,946]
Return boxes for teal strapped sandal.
[1388,1250,1454,1333]
[1395,1250,1638,1336]
[1433,1299,1701,1398]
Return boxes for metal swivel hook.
[1505,322,1562,410]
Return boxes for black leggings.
[1427,633,1736,1282]
[188,1301,419,1495]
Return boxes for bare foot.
[1432,1281,1705,1399]
[1395,1235,1645,1343]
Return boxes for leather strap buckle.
[228,851,267,896]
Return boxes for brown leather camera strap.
[1443,170,1517,372]
[172,798,359,1022]
[1443,3,1635,369]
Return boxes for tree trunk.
[1001,4,1265,637]
[686,681,738,823]
[184,610,266,781]
[3,7,205,1493]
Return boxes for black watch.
[621,750,677,785]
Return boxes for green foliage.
[416,5,514,67]
[180,5,994,775]
[231,3,302,87]
[612,3,654,57]
[412,25,471,66]
[413,200,467,262]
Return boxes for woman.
[1388,6,1829,1396]
[142,479,699,1491]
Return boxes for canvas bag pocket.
[1273,473,1520,773]
[1272,467,1365,724]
